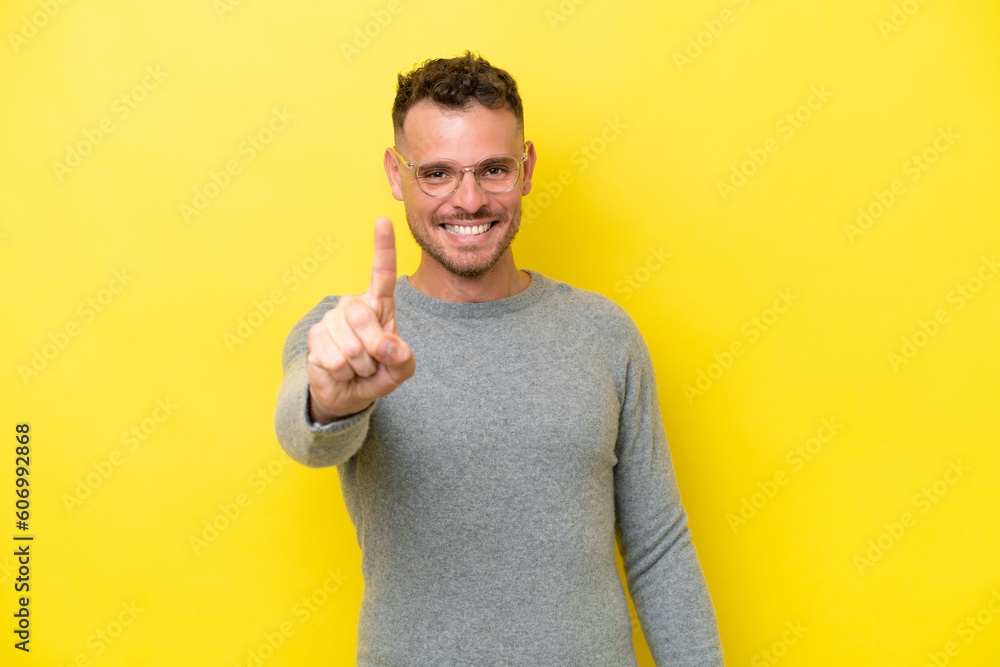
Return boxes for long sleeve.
[613,316,725,666]
[273,296,376,468]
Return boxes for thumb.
[377,333,409,364]
[376,334,415,384]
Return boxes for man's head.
[384,52,536,281]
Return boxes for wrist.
[307,389,370,425]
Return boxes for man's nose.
[449,169,489,211]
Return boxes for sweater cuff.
[302,380,376,433]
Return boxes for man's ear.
[520,140,536,197]
[384,148,404,201]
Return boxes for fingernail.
[379,339,394,359]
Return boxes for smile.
[442,221,496,236]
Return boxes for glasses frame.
[390,143,528,198]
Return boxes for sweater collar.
[394,269,549,319]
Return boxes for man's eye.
[482,165,509,177]
[419,169,452,181]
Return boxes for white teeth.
[444,222,492,236]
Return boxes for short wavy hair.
[391,51,524,144]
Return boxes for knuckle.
[336,294,362,311]
[308,324,335,355]
[345,303,372,327]
[325,348,347,372]
[308,349,335,373]
[307,322,326,343]
[329,302,350,324]
[338,338,364,359]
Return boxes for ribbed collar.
[394,269,549,319]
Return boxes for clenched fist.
[306,217,416,424]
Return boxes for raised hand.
[306,217,415,424]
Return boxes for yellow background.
[2,0,999,664]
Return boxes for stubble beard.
[403,200,522,278]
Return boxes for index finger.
[366,216,397,325]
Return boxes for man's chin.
[430,253,500,279]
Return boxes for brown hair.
[392,51,524,144]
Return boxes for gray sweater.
[273,269,724,666]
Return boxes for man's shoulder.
[539,272,643,342]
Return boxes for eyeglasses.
[391,144,527,198]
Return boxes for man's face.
[384,100,536,278]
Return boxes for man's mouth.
[441,220,497,236]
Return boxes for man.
[274,51,724,665]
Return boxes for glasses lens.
[476,157,520,193]
[415,162,459,196]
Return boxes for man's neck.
[407,257,531,303]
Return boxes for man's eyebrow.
[417,158,456,168]
[417,152,517,166]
